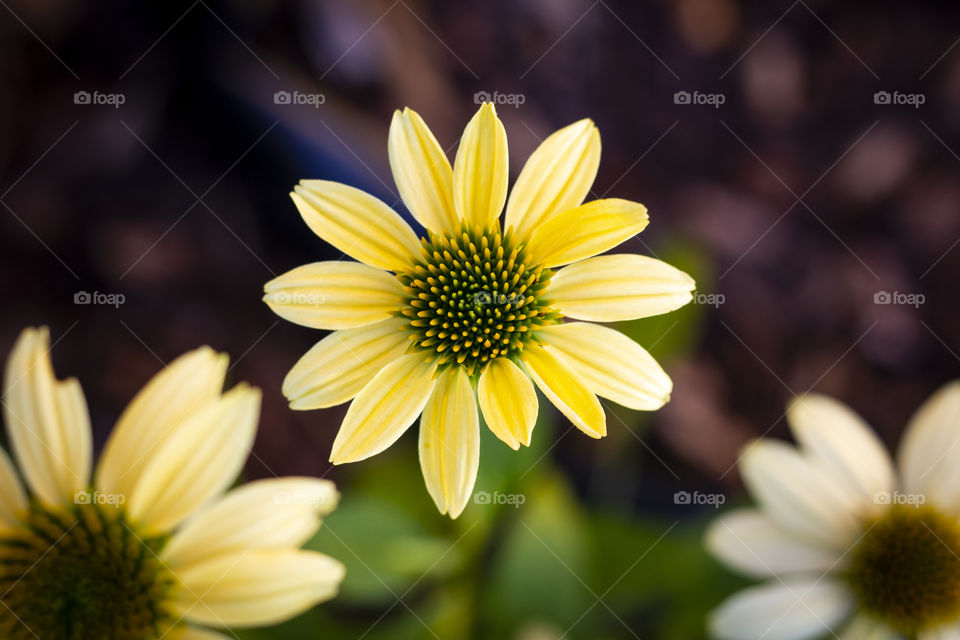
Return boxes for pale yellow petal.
[526,198,648,268]
[263,261,405,330]
[163,477,338,568]
[283,318,410,410]
[175,549,345,628]
[537,322,671,410]
[506,119,600,241]
[899,381,960,513]
[388,107,458,235]
[453,102,508,229]
[166,626,234,640]
[97,347,228,499]
[292,180,420,271]
[330,353,438,464]
[127,385,261,536]
[477,357,538,449]
[546,254,695,322]
[521,343,605,438]
[3,327,91,506]
[0,447,26,529]
[419,368,479,518]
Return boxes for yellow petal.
[546,254,695,322]
[477,357,538,449]
[388,107,458,235]
[0,447,26,529]
[283,318,410,410]
[419,368,479,518]
[163,477,338,567]
[521,343,605,438]
[526,198,648,268]
[453,102,508,229]
[264,261,404,330]
[506,118,600,241]
[127,384,261,536]
[175,549,345,628]
[330,353,438,464]
[537,323,672,410]
[3,327,91,506]
[166,627,234,640]
[97,347,228,499]
[292,180,420,271]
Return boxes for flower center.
[846,504,960,635]
[397,224,560,376]
[0,501,178,639]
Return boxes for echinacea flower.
[0,327,345,640]
[706,383,960,640]
[264,103,695,518]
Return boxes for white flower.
[706,383,960,640]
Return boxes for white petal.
[330,353,438,464]
[175,549,345,628]
[787,394,894,517]
[97,347,228,500]
[419,368,480,518]
[3,327,91,506]
[740,440,863,549]
[0,447,26,529]
[127,384,261,536]
[706,509,842,578]
[898,381,960,513]
[710,578,853,640]
[536,322,672,410]
[163,477,338,567]
[839,615,898,640]
[282,318,410,410]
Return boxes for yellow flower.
[265,104,695,518]
[0,327,345,640]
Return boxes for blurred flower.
[264,103,694,518]
[706,383,960,640]
[0,327,344,639]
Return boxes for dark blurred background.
[2,1,960,638]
